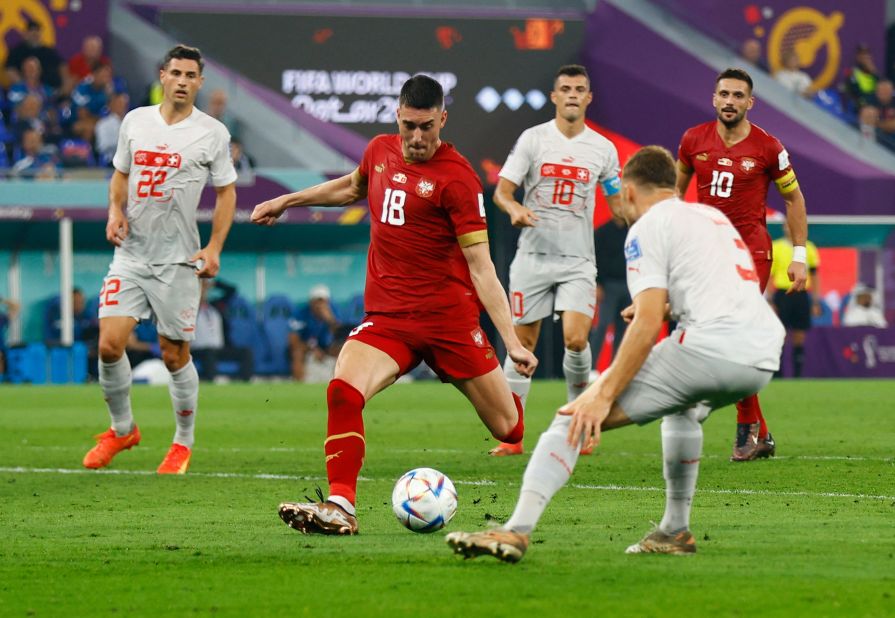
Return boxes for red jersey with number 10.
[359,134,488,316]
[678,121,794,257]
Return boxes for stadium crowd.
[0,22,247,177]
[739,36,895,152]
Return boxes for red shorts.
[347,311,499,382]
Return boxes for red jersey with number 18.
[677,121,797,258]
[359,134,488,316]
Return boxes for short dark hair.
[162,45,204,74]
[555,64,590,87]
[399,75,444,110]
[716,67,753,93]
[622,146,677,190]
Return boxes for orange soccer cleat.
[83,425,141,469]
[157,443,192,475]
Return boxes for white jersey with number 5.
[624,197,784,370]
[112,105,237,265]
[499,120,620,260]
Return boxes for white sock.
[327,495,356,516]
[505,414,581,534]
[168,359,199,448]
[659,410,703,534]
[562,344,592,402]
[503,355,531,410]
[99,355,134,436]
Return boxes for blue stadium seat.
[812,88,851,123]
[254,294,294,375]
[226,295,258,349]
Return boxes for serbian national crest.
[740,158,756,172]
[416,178,436,198]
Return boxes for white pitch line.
[1,467,892,501]
[9,446,894,463]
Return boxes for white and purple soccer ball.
[391,467,458,533]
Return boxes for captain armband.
[458,229,489,248]
[774,170,799,194]
[601,175,621,197]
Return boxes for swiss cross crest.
[416,178,435,198]
[392,172,407,184]
[576,168,588,180]
[470,327,485,347]
[741,158,755,172]
[167,154,182,167]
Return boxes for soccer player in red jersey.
[676,68,808,462]
[251,75,538,535]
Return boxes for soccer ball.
[391,467,458,533]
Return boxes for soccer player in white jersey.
[447,146,785,561]
[82,45,237,474]
[490,64,622,456]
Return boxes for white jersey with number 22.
[112,105,237,265]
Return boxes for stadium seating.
[253,294,294,376]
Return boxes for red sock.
[736,394,768,439]
[499,393,525,444]
[324,379,366,506]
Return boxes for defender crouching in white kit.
[447,145,784,561]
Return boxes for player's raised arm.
[461,241,537,377]
[493,178,538,228]
[251,168,368,226]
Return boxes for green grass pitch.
[1,380,893,617]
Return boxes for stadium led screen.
[159,10,585,181]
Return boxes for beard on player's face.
[717,106,746,129]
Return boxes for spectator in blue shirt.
[70,61,114,144]
[7,57,54,109]
[288,284,342,382]
[11,128,59,179]
[44,287,98,345]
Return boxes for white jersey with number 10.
[499,120,620,260]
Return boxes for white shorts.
[508,253,597,325]
[616,336,774,425]
[98,257,200,342]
